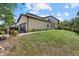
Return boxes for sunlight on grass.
[8,30,79,56]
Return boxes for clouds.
[25,3,71,18]
[64,12,69,16]
[57,17,64,21]
[55,12,69,21]
[13,3,79,21]
[35,3,52,11]
[56,12,69,17]
[25,3,32,10]
[25,3,52,14]
[39,14,49,17]
[70,3,79,8]
[65,3,79,9]
[56,13,61,17]
[64,4,70,9]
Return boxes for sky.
[0,3,79,24]
[14,3,79,21]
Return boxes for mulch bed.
[0,36,18,56]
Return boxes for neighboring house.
[17,13,60,33]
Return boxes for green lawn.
[8,30,79,56]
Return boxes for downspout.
[27,16,29,31]
[6,26,9,37]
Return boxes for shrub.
[10,29,18,36]
[31,28,35,32]
[26,30,33,32]
[0,31,5,35]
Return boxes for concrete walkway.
[0,34,9,37]
[0,30,52,37]
[19,30,52,36]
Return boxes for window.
[48,19,50,22]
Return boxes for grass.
[7,30,79,56]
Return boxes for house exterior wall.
[43,17,59,29]
[17,15,27,25]
[17,14,59,32]
[27,17,53,31]
[17,15,28,32]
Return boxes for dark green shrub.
[0,31,5,35]
[26,30,30,32]
[10,29,18,36]
[31,28,35,32]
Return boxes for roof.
[17,13,60,23]
[43,15,59,21]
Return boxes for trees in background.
[59,11,79,32]
[59,20,69,30]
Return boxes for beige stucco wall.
[17,15,27,30]
[28,17,53,31]
[17,15,59,32]
[18,16,27,24]
[44,17,59,29]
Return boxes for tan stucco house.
[17,13,59,33]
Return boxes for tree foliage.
[60,11,79,32]
[0,3,17,30]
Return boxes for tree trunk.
[6,26,9,37]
